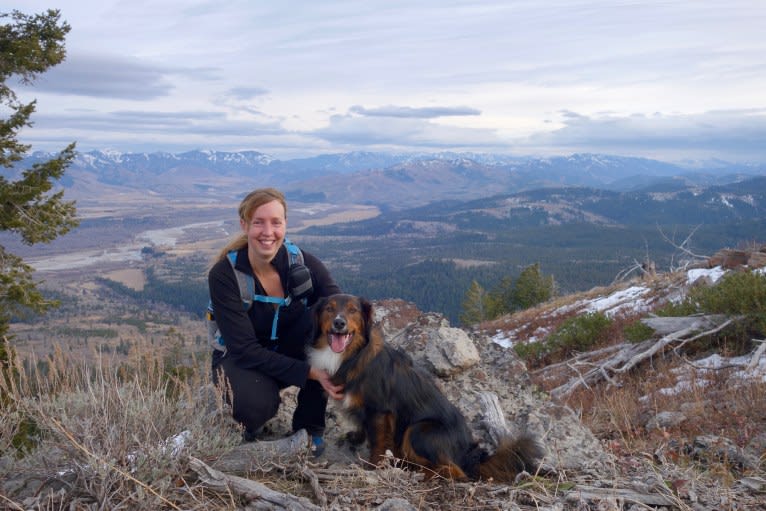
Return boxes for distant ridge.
[20,149,766,208]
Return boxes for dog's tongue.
[330,333,350,353]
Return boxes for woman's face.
[240,199,286,263]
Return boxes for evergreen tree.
[459,280,488,325]
[511,263,555,310]
[485,275,514,319]
[0,9,77,339]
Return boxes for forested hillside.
[74,176,766,324]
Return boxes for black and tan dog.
[308,293,542,481]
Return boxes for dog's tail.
[478,434,544,482]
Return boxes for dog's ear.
[360,297,374,339]
[310,296,328,343]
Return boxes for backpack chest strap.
[253,294,292,340]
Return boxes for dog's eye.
[347,306,358,314]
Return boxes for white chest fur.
[307,346,343,376]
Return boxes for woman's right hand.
[308,367,344,400]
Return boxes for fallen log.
[188,456,321,511]
[566,484,676,507]
[211,429,309,475]
[550,314,739,399]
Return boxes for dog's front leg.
[366,412,396,467]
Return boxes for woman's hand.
[308,367,344,400]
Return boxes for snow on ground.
[493,266,740,350]
[686,266,726,285]
[641,350,766,402]
[583,285,652,318]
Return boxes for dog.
[308,293,542,481]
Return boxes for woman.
[208,188,343,451]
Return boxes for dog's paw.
[346,429,366,446]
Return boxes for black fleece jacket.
[208,244,340,387]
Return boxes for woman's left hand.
[308,367,344,400]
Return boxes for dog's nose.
[333,315,347,331]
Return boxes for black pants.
[212,354,327,437]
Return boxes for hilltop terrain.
[3,246,765,509]
[3,149,766,508]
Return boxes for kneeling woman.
[208,188,343,451]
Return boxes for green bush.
[690,271,766,324]
[548,312,613,353]
[651,270,766,355]
[515,312,613,366]
[623,319,656,343]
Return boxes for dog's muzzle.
[329,314,352,353]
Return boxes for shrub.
[654,270,766,355]
[623,319,656,343]
[515,312,613,366]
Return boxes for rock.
[423,326,481,376]
[374,497,418,510]
[687,435,761,471]
[646,411,687,431]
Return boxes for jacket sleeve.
[208,258,310,387]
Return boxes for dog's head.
[311,294,374,355]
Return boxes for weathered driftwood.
[188,456,321,511]
[476,390,512,446]
[747,339,766,370]
[211,429,309,474]
[639,313,728,336]
[550,314,738,399]
[566,484,676,507]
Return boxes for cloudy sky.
[12,0,766,162]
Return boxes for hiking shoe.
[310,435,325,457]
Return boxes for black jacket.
[208,244,341,387]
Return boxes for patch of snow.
[491,330,515,349]
[686,266,726,285]
[642,351,766,401]
[584,286,651,317]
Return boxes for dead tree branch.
[188,456,321,511]
[550,314,738,399]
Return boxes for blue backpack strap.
[283,237,304,265]
[227,243,302,341]
[252,295,290,340]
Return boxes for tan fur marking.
[368,413,396,465]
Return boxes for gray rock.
[423,326,481,376]
[646,411,687,430]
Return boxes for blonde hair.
[214,188,288,262]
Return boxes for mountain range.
[21,149,766,208]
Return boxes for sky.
[10,1,766,163]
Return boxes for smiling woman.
[206,188,343,450]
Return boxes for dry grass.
[0,339,244,510]
[556,353,766,482]
[1,339,572,510]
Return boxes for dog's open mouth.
[329,332,352,353]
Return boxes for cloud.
[311,111,505,151]
[19,52,221,100]
[21,54,173,100]
[28,109,285,142]
[349,105,481,118]
[226,87,270,100]
[521,109,766,162]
